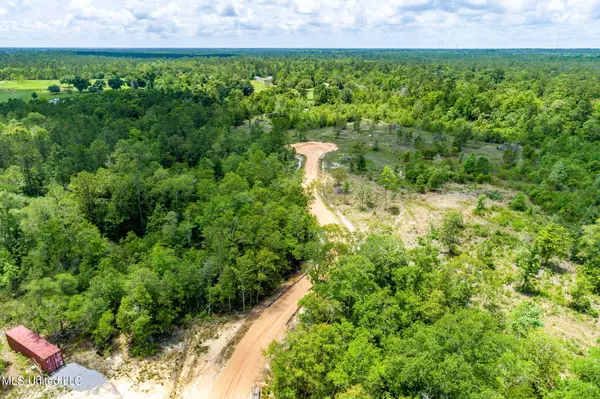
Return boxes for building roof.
[5,325,61,359]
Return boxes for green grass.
[0,80,63,90]
[306,124,412,169]
[303,122,504,173]
[0,79,105,103]
[251,80,269,93]
[0,80,59,102]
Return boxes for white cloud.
[5,0,32,12]
[291,0,321,15]
[1,0,600,47]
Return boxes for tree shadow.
[546,260,570,275]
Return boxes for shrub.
[0,340,5,374]
[510,301,544,337]
[517,247,541,293]
[473,194,487,215]
[570,274,598,317]
[534,223,572,266]
[476,173,492,183]
[427,169,446,191]
[416,174,427,193]
[487,189,503,201]
[510,192,529,211]
[439,211,464,255]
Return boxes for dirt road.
[209,142,344,399]
[293,142,340,226]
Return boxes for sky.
[1,0,600,48]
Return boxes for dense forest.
[5,48,600,224]
[267,228,600,398]
[0,86,319,356]
[2,49,600,397]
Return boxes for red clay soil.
[209,142,342,399]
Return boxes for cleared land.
[0,80,109,102]
[308,122,600,355]
[250,81,270,93]
[0,80,63,102]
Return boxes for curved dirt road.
[293,142,340,226]
[209,142,344,399]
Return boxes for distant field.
[0,80,58,101]
[251,80,273,93]
[0,80,82,102]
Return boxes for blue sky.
[1,0,600,48]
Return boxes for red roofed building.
[5,325,65,374]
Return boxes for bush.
[510,192,529,211]
[388,206,400,215]
[0,340,5,374]
[509,301,544,337]
[427,169,446,191]
[570,274,598,317]
[535,223,572,266]
[416,174,427,193]
[517,247,541,293]
[48,84,60,93]
[473,194,487,215]
[487,189,503,201]
[93,310,117,349]
[439,211,464,254]
[476,173,492,183]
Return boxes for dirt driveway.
[292,141,341,226]
[209,142,345,398]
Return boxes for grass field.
[4,79,262,102]
[0,80,59,102]
[0,80,86,102]
[251,80,271,93]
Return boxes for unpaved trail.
[293,141,344,227]
[209,141,346,399]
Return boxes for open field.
[0,80,62,91]
[0,80,111,102]
[0,80,63,102]
[250,80,270,93]
[306,122,504,169]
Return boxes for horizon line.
[1,47,600,51]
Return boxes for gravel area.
[51,363,107,392]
